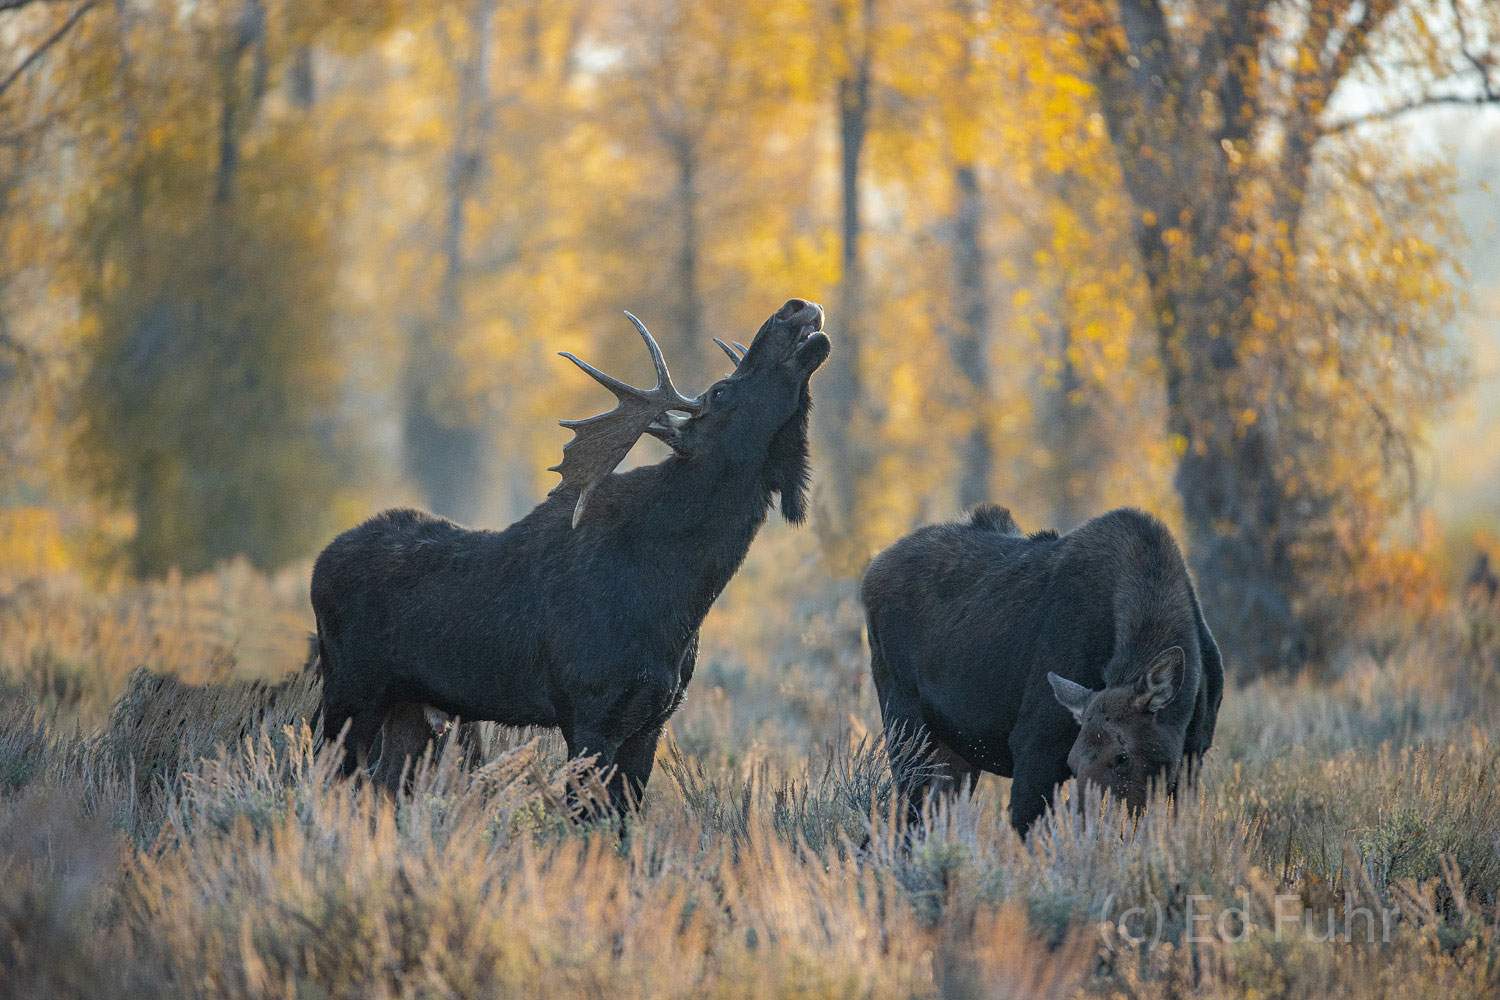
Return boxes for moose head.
[550,298,830,526]
[1046,646,1187,811]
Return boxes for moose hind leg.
[926,740,983,808]
[904,737,983,825]
[340,706,386,778]
[882,717,944,826]
[371,702,435,793]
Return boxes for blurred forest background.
[1,0,1498,677]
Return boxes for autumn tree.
[1049,0,1494,672]
[397,0,501,524]
[367,0,591,523]
[818,0,881,535]
[0,1,101,500]
[598,0,739,387]
[68,0,364,574]
[3,0,1486,617]
[593,0,825,391]
[858,0,1159,539]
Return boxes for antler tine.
[732,341,748,355]
[550,310,706,529]
[623,311,697,408]
[713,338,743,366]
[557,352,641,400]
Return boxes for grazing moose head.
[551,297,829,526]
[1047,646,1187,811]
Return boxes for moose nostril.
[777,298,811,320]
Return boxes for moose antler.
[550,312,703,528]
[712,338,748,367]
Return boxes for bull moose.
[861,504,1223,834]
[311,299,830,812]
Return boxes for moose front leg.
[1007,760,1072,836]
[561,724,620,821]
[612,723,663,813]
[562,672,678,825]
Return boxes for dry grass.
[2,534,1499,998]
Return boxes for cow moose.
[311,298,830,813]
[860,504,1223,835]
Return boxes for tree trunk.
[289,45,315,108]
[1067,0,1298,673]
[1037,318,1095,530]
[1137,224,1300,673]
[1033,173,1103,530]
[673,137,703,384]
[950,163,995,509]
[214,0,266,205]
[402,0,495,524]
[822,1,874,533]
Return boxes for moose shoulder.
[312,299,830,813]
[860,505,1223,835]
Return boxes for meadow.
[3,0,1499,995]
[2,526,1498,999]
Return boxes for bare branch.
[1452,0,1499,99]
[1324,0,1398,92]
[1323,90,1500,133]
[0,0,98,101]
[1320,0,1498,135]
[0,0,74,11]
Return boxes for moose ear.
[1047,672,1095,723]
[764,387,812,524]
[1132,646,1185,714]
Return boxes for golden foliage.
[0,0,1492,647]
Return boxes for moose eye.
[708,382,731,405]
[1112,752,1130,770]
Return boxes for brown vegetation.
[3,546,1499,998]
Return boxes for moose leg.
[563,727,620,822]
[926,740,983,810]
[341,706,387,778]
[881,716,930,826]
[876,710,972,827]
[371,702,434,793]
[1007,756,1073,836]
[902,738,983,826]
[612,723,663,814]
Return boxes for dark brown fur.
[861,505,1223,834]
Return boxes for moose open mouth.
[549,299,829,526]
[717,299,829,376]
[784,301,829,366]
[795,304,825,343]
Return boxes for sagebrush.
[2,544,1498,998]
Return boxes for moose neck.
[631,448,776,623]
